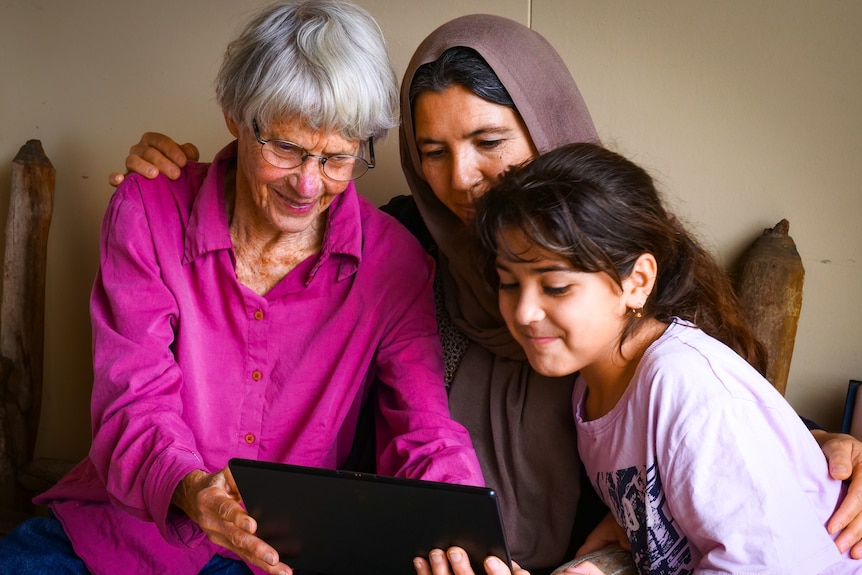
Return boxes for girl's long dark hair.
[475,142,767,373]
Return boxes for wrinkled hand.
[812,429,862,558]
[108,132,199,187]
[576,513,629,557]
[413,547,528,575]
[172,467,291,575]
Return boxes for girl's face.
[495,229,632,380]
[413,85,538,223]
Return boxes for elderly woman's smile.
[227,114,359,237]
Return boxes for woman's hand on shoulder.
[108,132,199,187]
[812,429,862,558]
[172,467,292,575]
[413,547,528,575]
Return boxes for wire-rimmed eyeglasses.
[252,119,374,181]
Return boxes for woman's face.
[228,114,358,237]
[413,85,538,223]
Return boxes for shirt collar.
[309,181,362,283]
[183,141,363,282]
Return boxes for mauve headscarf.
[398,14,601,570]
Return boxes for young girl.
[473,142,857,574]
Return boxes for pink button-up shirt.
[36,142,482,575]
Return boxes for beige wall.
[1,0,860,463]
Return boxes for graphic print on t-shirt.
[594,459,693,574]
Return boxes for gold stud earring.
[630,307,643,318]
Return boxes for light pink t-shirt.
[575,320,855,574]
[36,142,483,575]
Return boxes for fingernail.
[264,553,275,565]
[486,557,500,568]
[413,558,423,569]
[449,550,462,562]
[430,550,445,564]
[837,540,850,554]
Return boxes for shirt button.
[254,309,264,320]
[252,370,262,381]
[245,433,255,444]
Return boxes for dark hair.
[409,47,515,111]
[475,142,767,373]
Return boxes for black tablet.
[228,458,510,575]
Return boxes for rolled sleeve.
[89,182,203,521]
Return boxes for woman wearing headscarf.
[109,12,862,575]
[394,15,602,572]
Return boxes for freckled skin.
[224,114,359,295]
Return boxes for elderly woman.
[108,12,862,575]
[0,2,483,575]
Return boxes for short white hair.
[215,0,398,141]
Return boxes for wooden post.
[0,140,55,511]
[731,219,804,395]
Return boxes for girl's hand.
[413,546,529,575]
[576,513,629,556]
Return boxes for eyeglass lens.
[262,141,366,181]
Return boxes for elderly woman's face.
[231,115,359,236]
[413,85,537,223]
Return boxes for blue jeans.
[0,516,253,574]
